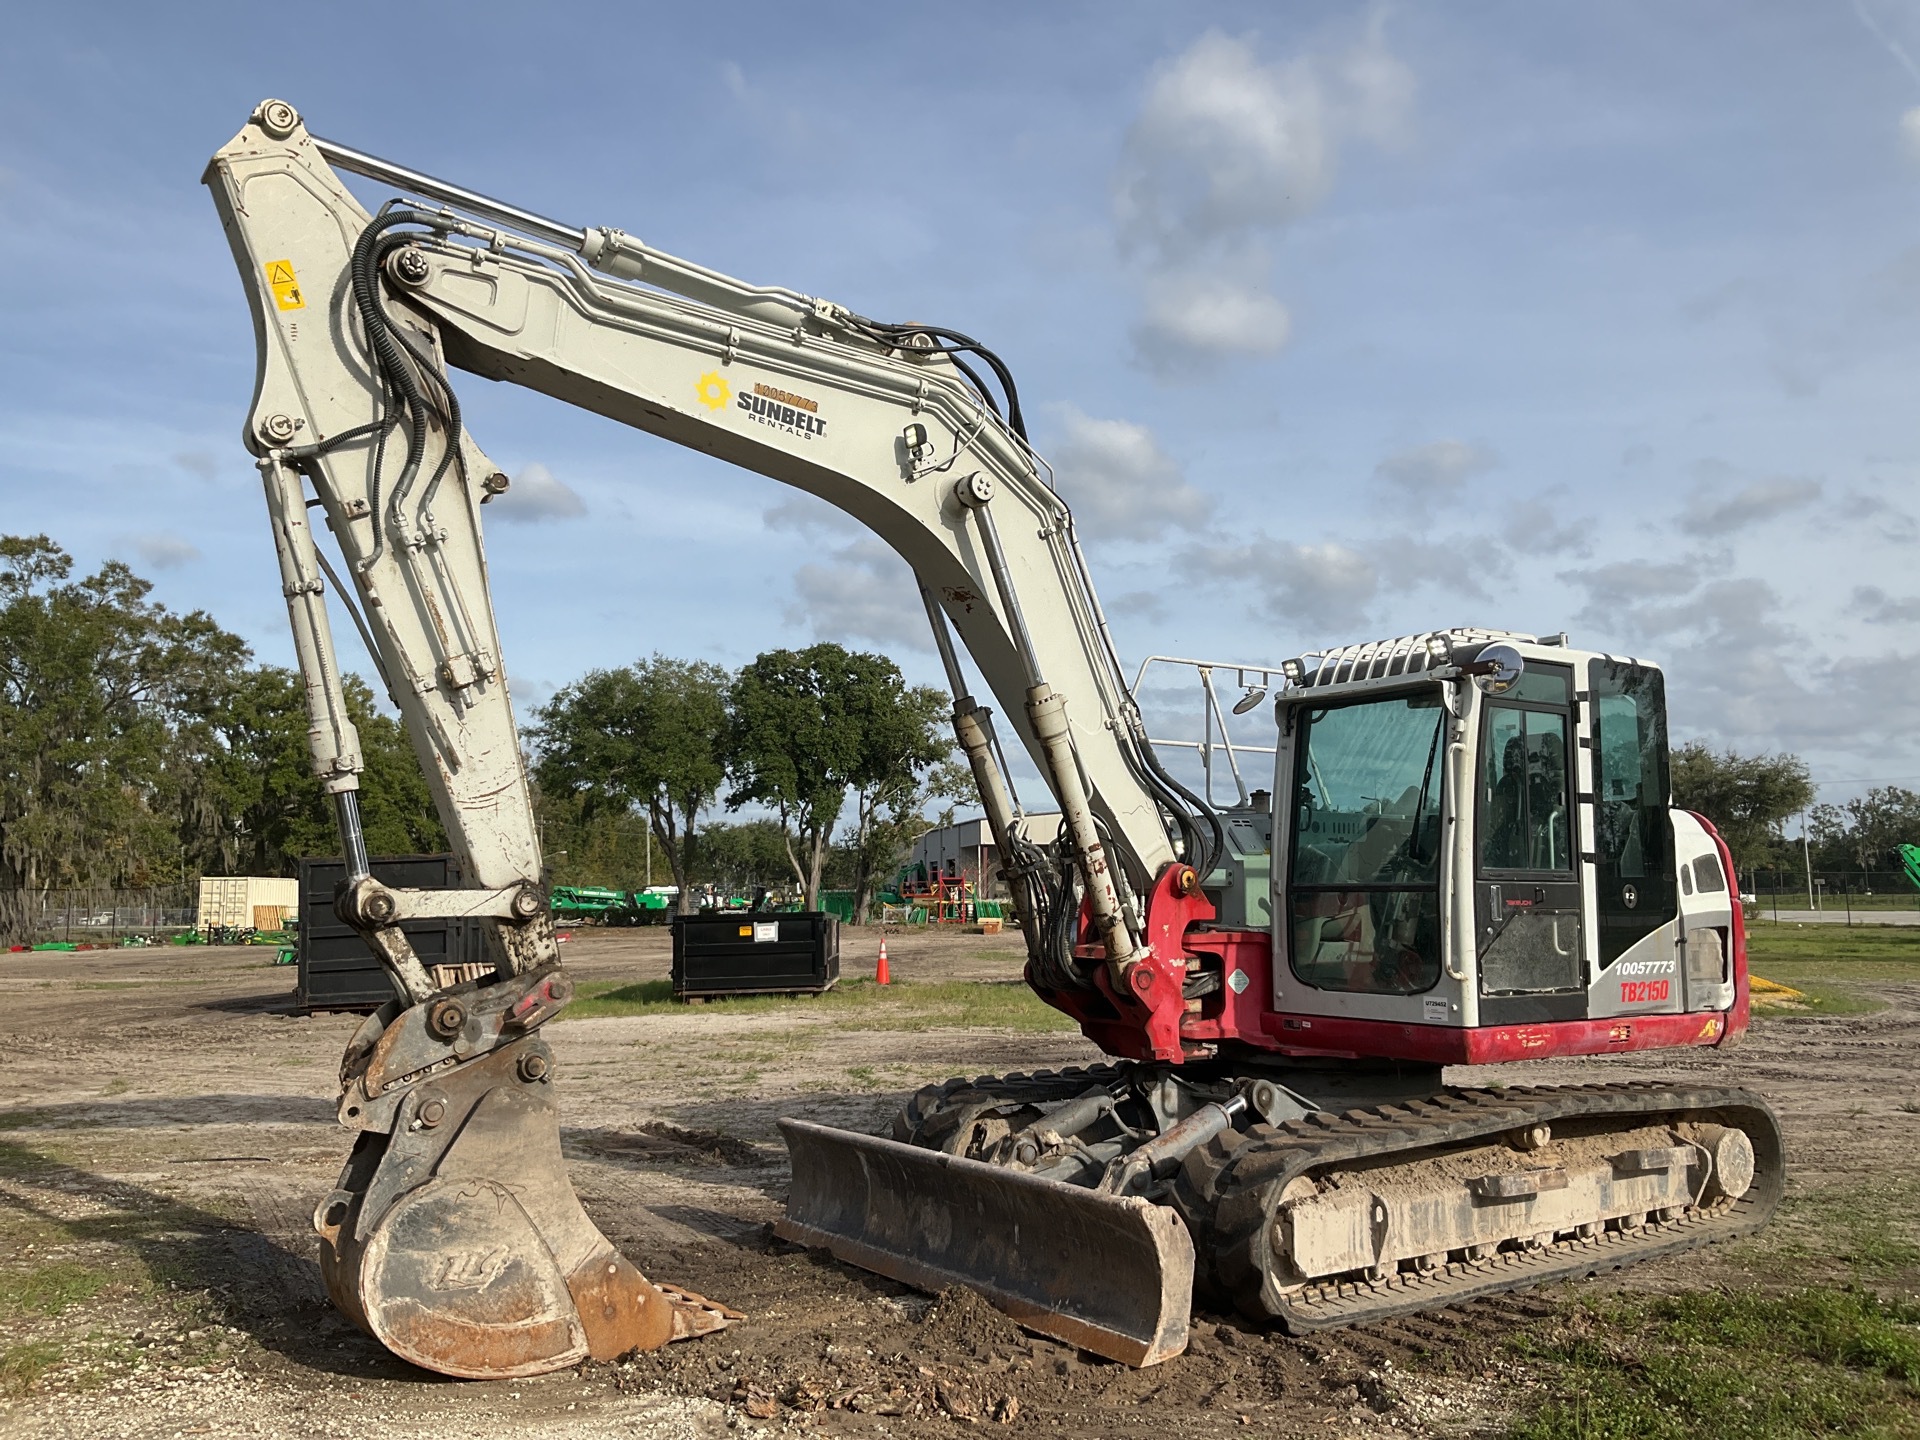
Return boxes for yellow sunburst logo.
[694,371,732,411]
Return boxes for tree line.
[531,648,968,917]
[1670,744,1919,880]
[0,535,963,941]
[7,531,1914,943]
[0,537,444,943]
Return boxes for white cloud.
[1337,8,1418,147]
[1501,498,1592,558]
[1108,590,1170,623]
[1627,575,1787,647]
[1904,105,1920,162]
[1184,536,1379,633]
[763,494,860,539]
[1048,405,1213,537]
[1843,488,1919,544]
[1116,14,1413,371]
[1131,268,1291,373]
[1849,585,1920,624]
[1677,475,1822,533]
[1267,541,1380,631]
[763,496,926,646]
[1375,440,1500,497]
[122,532,201,570]
[490,462,586,523]
[1375,529,1510,602]
[785,536,927,650]
[1116,32,1333,259]
[1559,552,1717,609]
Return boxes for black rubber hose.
[944,352,1001,420]
[349,217,432,472]
[361,229,458,519]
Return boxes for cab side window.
[1481,706,1572,873]
[1591,660,1676,963]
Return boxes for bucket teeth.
[659,1283,747,1340]
[318,1017,734,1378]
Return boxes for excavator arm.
[204,99,1221,1377]
[205,101,1222,995]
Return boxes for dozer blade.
[318,991,739,1379]
[777,1118,1193,1366]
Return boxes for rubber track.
[1176,1081,1785,1334]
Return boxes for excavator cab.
[1266,630,1736,1045]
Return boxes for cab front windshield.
[1288,690,1445,995]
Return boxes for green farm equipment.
[1902,843,1920,893]
[550,886,633,923]
[549,885,675,926]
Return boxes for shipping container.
[295,855,487,1013]
[197,875,299,931]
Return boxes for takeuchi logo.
[694,372,732,411]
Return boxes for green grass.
[1764,893,1920,912]
[561,977,1079,1033]
[1744,922,1920,1019]
[1751,982,1888,1019]
[1748,920,1920,979]
[0,1341,62,1396]
[0,1263,110,1318]
[1510,1288,1920,1439]
[1760,1177,1920,1283]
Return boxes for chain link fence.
[1,885,199,947]
[1747,869,1920,921]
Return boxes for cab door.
[1587,659,1681,1016]
[1474,663,1587,1022]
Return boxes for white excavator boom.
[203,98,1216,1376]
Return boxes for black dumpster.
[295,854,487,1014]
[671,912,840,1000]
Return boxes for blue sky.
[3,1,1919,810]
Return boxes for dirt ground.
[1,924,1916,1439]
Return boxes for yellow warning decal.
[265,259,305,312]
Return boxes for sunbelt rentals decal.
[695,372,828,440]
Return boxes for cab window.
[1480,705,1572,872]
[1591,659,1676,963]
[1287,691,1445,996]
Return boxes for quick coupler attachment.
[315,967,739,1379]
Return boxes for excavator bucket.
[776,1119,1193,1366]
[315,986,739,1380]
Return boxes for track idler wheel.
[315,982,737,1378]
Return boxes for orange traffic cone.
[876,936,891,986]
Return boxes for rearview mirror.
[1465,642,1525,695]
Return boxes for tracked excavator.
[203,100,1783,1380]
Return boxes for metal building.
[908,812,1062,898]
